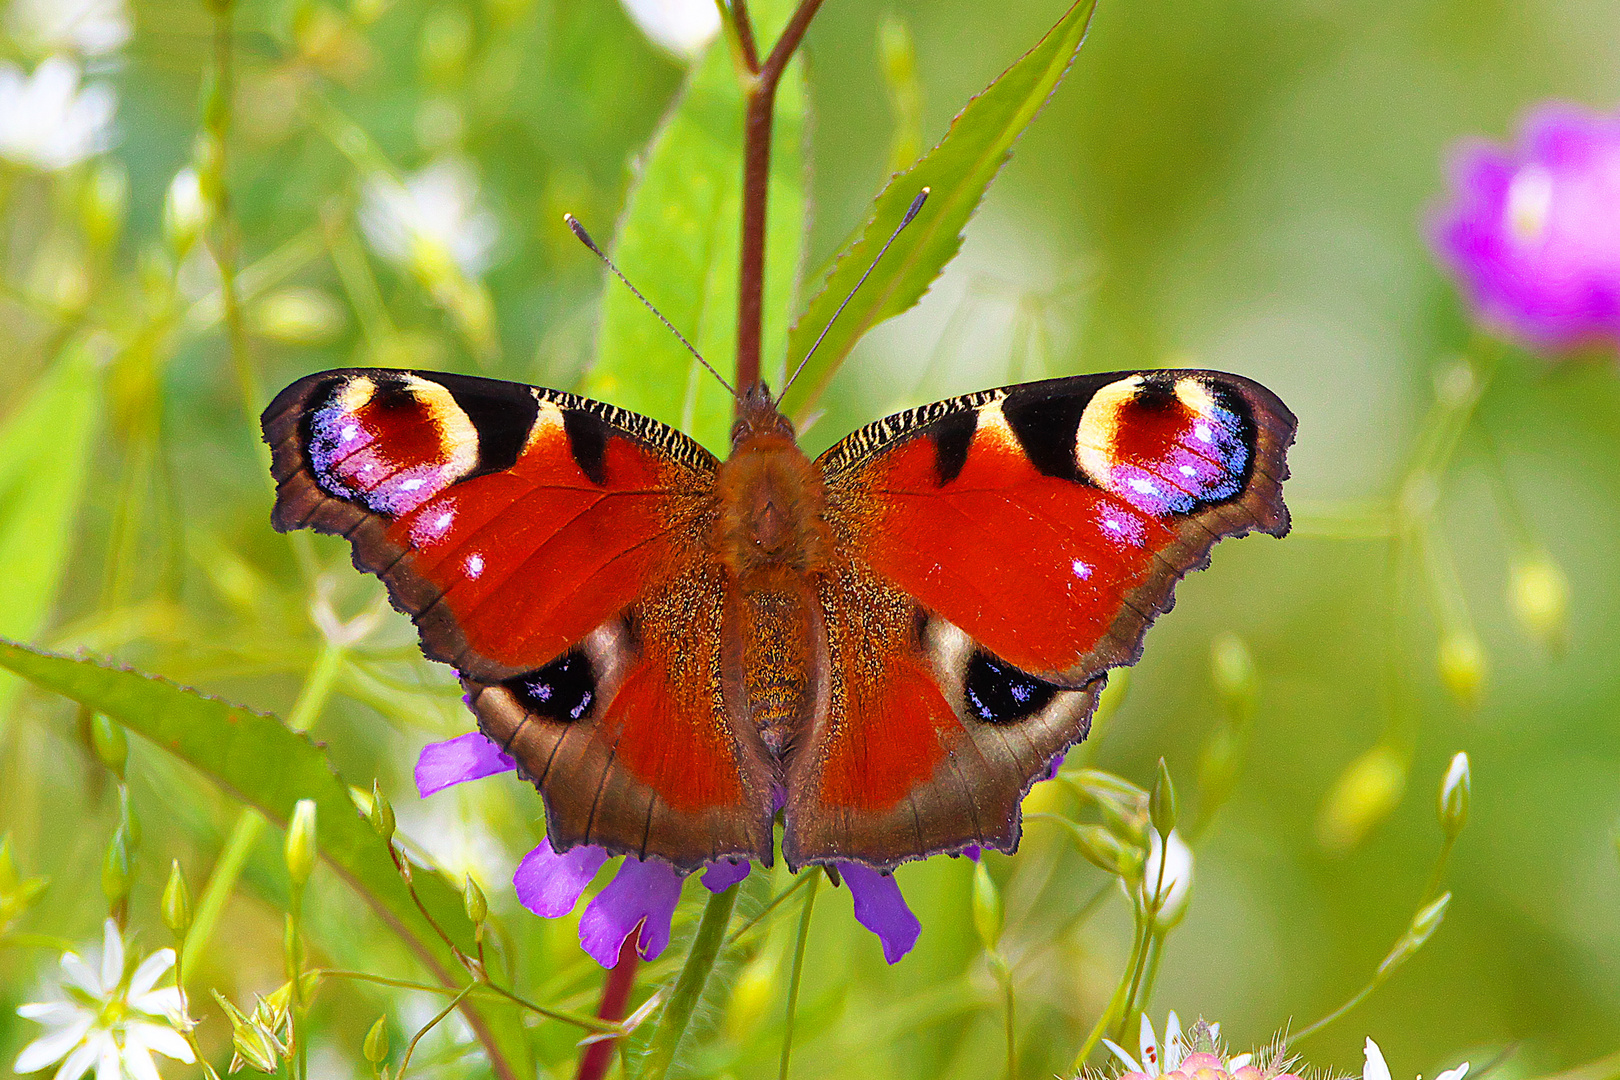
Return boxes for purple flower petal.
[701,859,750,892]
[961,845,982,862]
[414,732,515,797]
[1431,101,1620,353]
[836,862,921,964]
[579,858,684,967]
[514,837,608,918]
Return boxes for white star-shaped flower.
[13,919,195,1080]
[0,55,115,171]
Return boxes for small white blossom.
[618,0,720,59]
[0,55,114,171]
[1364,1039,1469,1080]
[358,158,497,279]
[1129,828,1193,930]
[5,0,131,59]
[14,919,195,1080]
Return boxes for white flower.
[0,55,114,171]
[5,0,131,58]
[358,158,497,279]
[1105,1013,1248,1078]
[1363,1038,1469,1080]
[14,919,195,1080]
[618,0,720,59]
[1132,828,1193,930]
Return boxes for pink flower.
[1432,102,1620,353]
[415,731,922,966]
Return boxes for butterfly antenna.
[779,187,930,403]
[564,214,740,400]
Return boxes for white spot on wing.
[465,553,484,579]
[1072,558,1092,579]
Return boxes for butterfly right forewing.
[782,369,1295,869]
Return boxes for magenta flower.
[1433,102,1620,353]
[414,732,922,966]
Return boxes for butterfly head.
[730,381,797,449]
[716,382,828,575]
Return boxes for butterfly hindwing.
[262,368,777,868]
[783,370,1295,868]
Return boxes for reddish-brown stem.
[733,0,827,401]
[730,1,761,72]
[574,925,642,1080]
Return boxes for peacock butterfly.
[261,359,1293,873]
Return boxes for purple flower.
[837,863,922,964]
[1433,102,1620,353]
[413,731,924,966]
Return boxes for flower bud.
[1377,891,1451,977]
[1197,724,1241,816]
[1068,823,1139,880]
[0,837,17,896]
[231,1017,282,1073]
[463,874,487,927]
[1509,553,1569,648]
[285,799,318,891]
[1437,629,1487,708]
[1149,758,1178,837]
[1210,632,1258,720]
[419,6,472,86]
[101,828,132,907]
[250,288,346,345]
[163,860,192,935]
[163,167,209,258]
[80,160,128,251]
[1317,745,1407,852]
[363,1016,390,1064]
[971,859,1003,952]
[370,780,395,843]
[1437,752,1470,839]
[90,714,127,779]
[117,787,141,852]
[1135,828,1194,931]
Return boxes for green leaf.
[0,344,102,720]
[0,640,529,1075]
[585,2,807,454]
[779,0,1099,418]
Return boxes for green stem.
[637,884,742,1080]
[311,970,621,1032]
[183,809,264,989]
[1070,906,1147,1072]
[399,983,476,1078]
[778,869,820,1080]
[724,869,816,949]
[1000,960,1016,1080]
[286,642,344,733]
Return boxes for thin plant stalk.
[1070,905,1149,1071]
[778,868,820,1080]
[577,927,642,1080]
[724,868,817,948]
[731,0,826,395]
[201,0,259,444]
[399,984,476,1079]
[637,884,742,1080]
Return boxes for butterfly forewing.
[262,368,777,869]
[782,369,1295,869]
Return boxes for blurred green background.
[0,0,1617,1078]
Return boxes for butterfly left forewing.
[784,369,1295,869]
[263,368,778,869]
